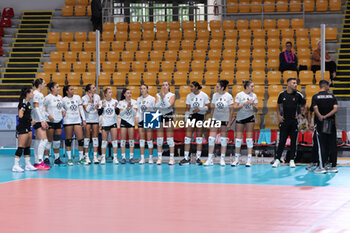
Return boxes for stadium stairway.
[0,11,53,102]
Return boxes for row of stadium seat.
[62,5,91,16]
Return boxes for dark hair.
[242,80,253,89]
[287,77,297,83]
[141,84,148,89]
[47,82,57,93]
[286,41,293,46]
[120,88,129,101]
[19,87,32,102]
[103,87,112,96]
[218,80,229,91]
[85,84,93,92]
[63,85,71,97]
[191,81,202,90]
[33,78,44,88]
[319,79,329,88]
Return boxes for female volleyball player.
[44,82,65,166]
[155,81,176,165]
[13,88,38,172]
[232,80,258,167]
[82,84,100,164]
[32,78,50,170]
[98,87,119,164]
[204,80,234,166]
[117,88,137,164]
[179,81,210,166]
[62,85,87,166]
[137,84,156,164]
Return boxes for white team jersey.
[62,95,83,125]
[137,95,156,122]
[99,98,118,127]
[212,92,234,122]
[186,91,210,115]
[117,99,137,126]
[82,94,100,123]
[44,94,64,123]
[235,91,258,121]
[31,90,46,122]
[156,92,175,115]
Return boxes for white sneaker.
[272,159,280,168]
[168,157,175,165]
[113,157,119,164]
[139,158,145,164]
[156,158,162,165]
[85,156,91,164]
[25,164,38,171]
[220,158,226,166]
[246,157,252,167]
[100,156,106,165]
[12,164,24,172]
[93,156,99,164]
[204,158,214,166]
[289,160,296,168]
[148,158,154,164]
[231,158,239,167]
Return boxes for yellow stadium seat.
[116,22,128,32]
[87,5,91,16]
[222,49,236,60]
[102,62,115,73]
[209,20,222,31]
[44,62,57,73]
[106,51,120,62]
[183,30,196,41]
[169,21,180,31]
[264,19,276,29]
[304,85,319,98]
[264,113,279,129]
[316,0,328,11]
[276,0,288,12]
[196,39,209,50]
[62,5,73,16]
[267,28,279,38]
[329,0,341,11]
[220,71,234,85]
[100,41,110,52]
[102,31,114,42]
[297,47,311,59]
[128,72,142,86]
[77,0,88,5]
[97,72,111,86]
[75,5,87,16]
[125,41,138,51]
[206,60,220,73]
[115,31,128,42]
[142,22,154,31]
[88,31,96,41]
[84,41,96,52]
[129,31,141,41]
[142,72,157,86]
[267,58,279,70]
[207,50,222,61]
[268,85,284,97]
[291,18,304,29]
[169,30,182,41]
[211,30,224,40]
[72,62,86,73]
[238,39,251,49]
[237,49,251,60]
[252,49,266,60]
[295,28,308,38]
[235,70,250,84]
[156,30,168,41]
[225,29,238,39]
[126,86,140,99]
[167,40,180,51]
[210,39,223,50]
[64,51,78,62]
[267,48,280,59]
[310,27,321,38]
[290,0,302,11]
[139,41,152,51]
[182,40,195,50]
[224,39,237,50]
[149,51,163,61]
[161,61,175,72]
[231,85,244,97]
[251,59,265,72]
[267,71,282,84]
[179,86,191,99]
[58,62,71,73]
[221,60,235,72]
[263,1,275,12]
[191,60,205,72]
[182,21,195,30]
[326,27,338,40]
[250,3,262,13]
[299,70,314,85]
[201,86,211,96]
[315,70,330,83]
[251,71,266,84]
[196,20,208,30]
[236,59,250,72]
[178,50,192,61]
[174,72,188,86]
[80,52,92,63]
[48,32,60,44]
[296,37,310,49]
[112,72,127,86]
[67,72,81,86]
[253,29,265,39]
[299,58,311,69]
[153,40,166,51]
[65,0,75,5]
[227,1,238,13]
[253,38,266,49]
[158,72,172,85]
[267,38,280,49]
[239,0,250,13]
[189,71,204,84]
[130,22,141,31]
[281,28,294,38]
[121,51,134,62]
[254,85,265,98]
[283,70,298,83]
[70,41,83,51]
[164,50,178,62]
[135,51,149,62]
[52,73,66,86]
[176,60,190,72]
[204,72,219,85]
[236,20,249,30]
[87,62,96,72]
[56,42,69,52]
[223,20,235,30]
[143,31,155,41]
[146,61,160,72]
[117,61,131,73]
[197,29,209,40]
[37,72,51,83]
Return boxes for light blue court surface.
[1,149,349,188]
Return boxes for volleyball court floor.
[0,149,350,233]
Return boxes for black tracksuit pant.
[275,119,299,160]
[312,122,337,167]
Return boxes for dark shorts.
[33,122,43,130]
[120,119,134,128]
[48,121,62,130]
[138,121,144,128]
[102,124,117,131]
[87,122,99,126]
[213,120,228,126]
[16,125,31,135]
[63,123,82,127]
[160,112,173,123]
[189,113,205,124]
[236,115,255,124]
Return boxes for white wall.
[1,0,62,15]
[207,0,222,22]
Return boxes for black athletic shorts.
[33,122,43,130]
[63,123,82,127]
[236,115,255,124]
[102,123,117,131]
[120,119,134,128]
[160,112,173,123]
[138,121,144,128]
[16,125,31,135]
[48,121,62,130]
[87,122,99,126]
[213,120,228,126]
[189,113,205,124]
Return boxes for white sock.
[196,151,201,159]
[170,153,174,158]
[54,153,60,160]
[67,150,72,160]
[208,153,213,160]
[221,153,225,159]
[141,154,144,159]
[184,151,189,160]
[247,154,252,159]
[93,152,97,158]
[25,157,31,166]
[79,151,84,160]
[158,152,162,159]
[14,157,20,166]
[102,153,106,158]
[235,153,240,158]
[38,140,47,162]
[122,153,126,159]
[34,140,39,163]
[130,153,134,159]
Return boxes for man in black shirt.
[279,41,298,72]
[272,78,306,168]
[309,80,338,173]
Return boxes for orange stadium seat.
[48,32,60,44]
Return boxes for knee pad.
[112,140,118,148]
[53,140,61,149]
[92,137,99,147]
[246,138,253,148]
[129,139,135,148]
[120,140,126,147]
[208,136,216,146]
[139,139,145,148]
[184,137,191,145]
[221,137,228,147]
[167,137,174,147]
[78,139,84,147]
[101,140,108,149]
[84,138,90,149]
[235,138,242,148]
[195,137,203,145]
[24,147,31,155]
[53,135,61,141]
[65,139,73,147]
[147,140,154,149]
[45,141,52,151]
[157,137,164,147]
[15,147,24,157]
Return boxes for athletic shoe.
[326,167,338,173]
[196,158,203,165]
[306,163,317,171]
[34,161,51,170]
[313,167,327,174]
[120,158,127,164]
[129,158,135,164]
[148,158,154,164]
[85,156,91,164]
[179,158,190,166]
[78,158,88,165]
[246,158,251,167]
[204,159,214,166]
[67,159,74,166]
[93,156,99,164]
[220,158,226,166]
[100,156,106,165]
[289,160,296,168]
[231,159,240,167]
[272,159,280,168]
[168,157,175,165]
[113,157,119,164]
[44,158,51,166]
[54,158,65,166]
[25,164,38,171]
[139,158,145,164]
[156,158,162,165]
[12,164,24,172]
